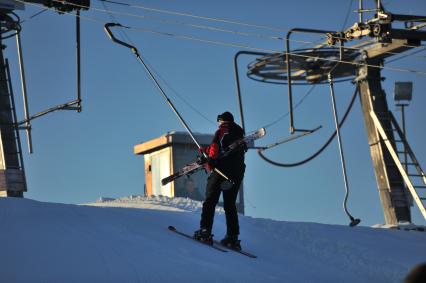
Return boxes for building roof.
[134,131,214,155]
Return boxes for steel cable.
[257,83,359,167]
[17,0,426,77]
[97,0,218,126]
[98,0,284,32]
[31,0,426,63]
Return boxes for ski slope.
[0,196,425,282]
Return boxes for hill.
[0,196,425,282]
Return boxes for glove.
[198,147,205,155]
[197,153,217,167]
[198,146,210,155]
[197,155,207,164]
[201,157,217,173]
[207,157,218,167]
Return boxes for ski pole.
[104,23,234,184]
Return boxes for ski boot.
[220,235,241,251]
[193,228,213,245]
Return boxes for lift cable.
[99,0,217,126]
[32,0,426,63]
[20,8,48,24]
[386,46,426,64]
[93,0,426,59]
[52,0,286,42]
[257,83,359,167]
[240,85,319,153]
[141,54,217,126]
[18,0,426,78]
[249,84,317,133]
[63,0,426,61]
[97,0,284,32]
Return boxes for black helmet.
[217,111,234,122]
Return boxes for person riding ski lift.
[193,111,246,250]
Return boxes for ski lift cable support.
[18,0,426,77]
[257,83,359,167]
[104,22,235,186]
[100,1,216,126]
[51,0,426,62]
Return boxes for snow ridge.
[90,195,224,213]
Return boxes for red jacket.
[201,122,245,173]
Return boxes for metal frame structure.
[0,0,89,197]
[233,0,426,225]
[15,2,86,154]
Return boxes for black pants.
[200,170,244,236]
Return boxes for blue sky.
[6,0,426,226]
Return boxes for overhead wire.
[50,0,286,42]
[88,8,426,75]
[99,0,217,126]
[30,0,426,63]
[91,0,426,60]
[72,0,426,61]
[255,85,317,132]
[20,8,48,24]
[150,71,217,126]
[100,0,132,43]
[386,46,426,63]
[126,23,426,75]
[258,83,360,167]
[16,0,280,53]
[17,0,426,78]
[98,0,285,32]
[126,25,279,53]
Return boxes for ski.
[162,128,266,185]
[168,226,228,252]
[162,159,204,186]
[213,239,257,258]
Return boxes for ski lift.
[233,27,362,226]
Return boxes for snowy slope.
[0,196,425,283]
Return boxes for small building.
[134,131,244,213]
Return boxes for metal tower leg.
[357,60,411,224]
[0,37,27,198]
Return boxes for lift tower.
[234,1,426,225]
[324,5,426,225]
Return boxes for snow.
[0,196,425,283]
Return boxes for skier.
[193,111,246,250]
